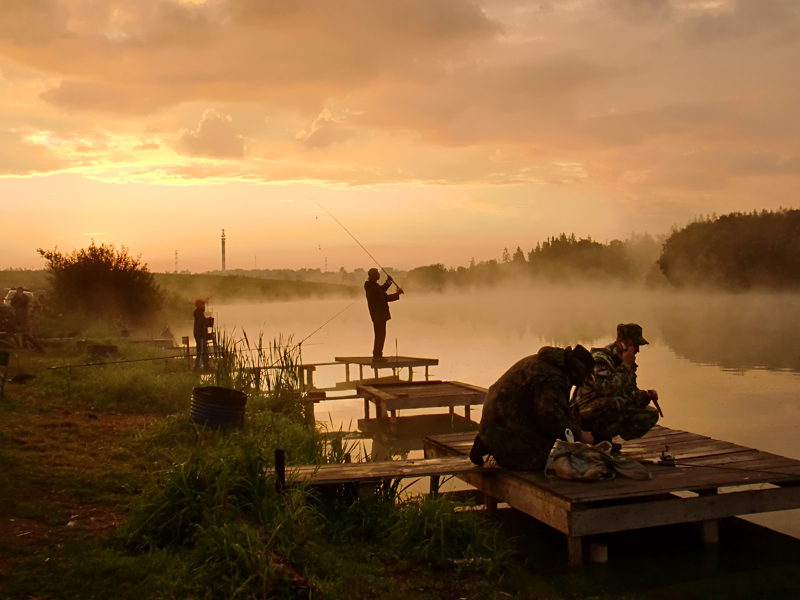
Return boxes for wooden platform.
[357,380,486,434]
[335,355,438,383]
[424,426,800,565]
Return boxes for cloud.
[296,110,356,148]
[41,80,170,114]
[601,0,674,25]
[175,109,244,159]
[681,0,800,43]
[0,0,67,45]
[0,130,63,175]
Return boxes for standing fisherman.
[193,299,213,371]
[364,268,403,363]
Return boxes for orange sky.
[2,0,799,272]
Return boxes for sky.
[1,0,799,272]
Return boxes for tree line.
[29,209,800,327]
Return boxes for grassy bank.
[0,335,513,600]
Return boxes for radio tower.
[221,229,226,272]
[174,250,178,273]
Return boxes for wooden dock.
[424,425,800,565]
[335,355,438,383]
[294,355,438,392]
[357,380,486,434]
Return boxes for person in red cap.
[193,299,213,371]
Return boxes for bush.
[37,242,163,325]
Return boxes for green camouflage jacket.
[478,346,584,471]
[573,342,650,410]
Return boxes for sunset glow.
[2,0,799,271]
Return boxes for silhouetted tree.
[37,242,163,324]
[657,209,800,289]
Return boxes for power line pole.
[221,229,226,272]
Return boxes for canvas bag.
[547,440,652,482]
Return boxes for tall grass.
[31,342,198,413]
[117,328,512,596]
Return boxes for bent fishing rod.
[312,199,403,292]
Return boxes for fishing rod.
[312,199,403,291]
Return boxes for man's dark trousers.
[372,319,387,359]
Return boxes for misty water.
[201,287,800,538]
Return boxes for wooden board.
[286,456,492,485]
[357,381,486,411]
[335,356,439,368]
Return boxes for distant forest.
[204,209,800,291]
[658,209,800,290]
[8,209,798,296]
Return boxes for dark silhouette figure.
[364,268,403,362]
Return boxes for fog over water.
[204,286,800,536]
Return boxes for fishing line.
[297,298,360,348]
[311,199,400,287]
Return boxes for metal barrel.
[190,386,247,428]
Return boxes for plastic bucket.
[190,386,247,428]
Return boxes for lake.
[205,286,800,537]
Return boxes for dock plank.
[287,456,493,485]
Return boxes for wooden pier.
[335,356,438,384]
[357,380,486,434]
[295,355,438,392]
[424,425,800,565]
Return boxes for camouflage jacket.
[572,343,650,411]
[478,346,584,471]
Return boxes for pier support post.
[701,519,719,545]
[430,475,440,497]
[364,397,370,419]
[485,494,498,515]
[589,542,608,564]
[390,410,397,435]
[567,536,583,566]
[275,449,286,494]
[698,488,719,545]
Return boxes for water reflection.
[653,292,800,372]
[212,287,800,536]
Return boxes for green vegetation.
[37,243,163,326]
[657,209,800,290]
[1,333,513,600]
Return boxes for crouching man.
[470,345,596,470]
[571,323,660,444]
